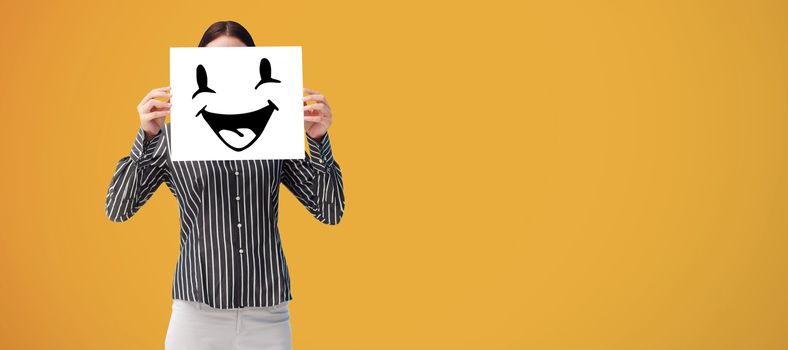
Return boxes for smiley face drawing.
[192,58,281,152]
[170,46,303,161]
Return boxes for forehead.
[205,36,248,47]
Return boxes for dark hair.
[198,21,255,47]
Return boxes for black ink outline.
[195,100,279,152]
[192,64,216,99]
[254,58,281,89]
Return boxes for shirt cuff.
[130,126,163,167]
[306,132,335,173]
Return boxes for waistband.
[173,298,289,312]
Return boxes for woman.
[104,21,345,350]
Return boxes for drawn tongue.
[218,128,256,149]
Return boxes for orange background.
[1,0,787,349]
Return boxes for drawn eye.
[192,64,216,99]
[255,58,281,89]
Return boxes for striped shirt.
[104,122,345,309]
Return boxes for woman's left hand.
[302,88,332,141]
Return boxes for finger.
[303,103,327,113]
[140,90,172,106]
[303,88,320,95]
[142,99,171,113]
[304,115,322,122]
[145,98,171,109]
[144,114,168,124]
[151,106,171,112]
[143,110,170,120]
[143,86,171,99]
[302,95,330,110]
[302,94,326,103]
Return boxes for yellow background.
[1,0,786,349]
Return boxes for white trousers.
[164,298,292,350]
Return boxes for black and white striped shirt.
[105,122,344,309]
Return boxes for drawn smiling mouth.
[195,99,278,152]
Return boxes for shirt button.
[237,223,242,228]
[236,196,240,200]
[239,249,244,254]
[235,171,239,175]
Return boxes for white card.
[169,46,304,161]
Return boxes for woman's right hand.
[137,86,172,140]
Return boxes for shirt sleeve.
[105,126,170,222]
[281,132,345,225]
